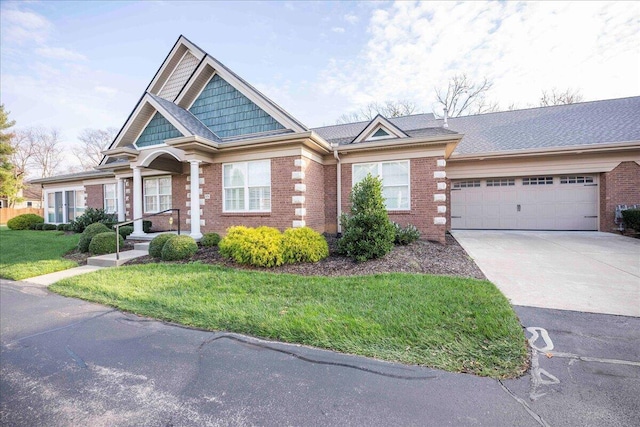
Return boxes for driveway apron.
[452,230,640,317]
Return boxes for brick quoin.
[600,161,640,232]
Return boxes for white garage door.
[451,175,598,230]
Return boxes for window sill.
[221,212,271,217]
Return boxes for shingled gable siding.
[188,74,284,138]
[135,112,182,148]
[600,161,640,232]
[198,156,300,234]
[341,157,447,244]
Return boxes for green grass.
[50,263,528,378]
[0,228,80,280]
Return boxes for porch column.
[189,160,202,240]
[116,177,125,222]
[130,166,145,237]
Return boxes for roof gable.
[352,114,409,143]
[135,112,183,148]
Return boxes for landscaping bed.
[127,233,486,279]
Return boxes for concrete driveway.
[452,231,640,317]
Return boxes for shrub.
[337,174,395,262]
[56,223,67,231]
[42,223,58,231]
[393,222,421,245]
[117,225,134,239]
[70,208,117,233]
[88,232,124,255]
[201,232,221,247]
[34,223,45,230]
[219,226,284,267]
[7,214,44,230]
[143,220,152,233]
[149,233,178,258]
[64,223,74,231]
[78,223,111,252]
[622,208,640,231]
[282,227,329,264]
[161,235,198,261]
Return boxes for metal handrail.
[114,208,181,261]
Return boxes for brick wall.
[324,164,338,234]
[600,161,640,232]
[302,158,325,232]
[85,184,103,209]
[340,157,447,244]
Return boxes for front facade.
[32,36,640,242]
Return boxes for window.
[144,176,172,213]
[223,160,271,212]
[27,201,33,207]
[46,189,84,223]
[522,176,553,185]
[453,180,481,189]
[560,176,594,184]
[366,126,395,141]
[353,160,410,210]
[104,183,117,214]
[486,179,515,187]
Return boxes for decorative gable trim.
[146,35,206,96]
[175,56,307,133]
[352,114,409,144]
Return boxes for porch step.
[134,242,150,251]
[126,231,180,242]
[87,250,148,267]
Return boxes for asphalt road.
[1,279,639,426]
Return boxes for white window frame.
[352,160,411,211]
[143,176,172,213]
[222,160,271,213]
[43,187,85,224]
[103,183,118,214]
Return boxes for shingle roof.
[29,169,113,184]
[312,113,442,144]
[446,96,640,155]
[149,93,221,142]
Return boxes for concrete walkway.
[24,265,105,286]
[452,230,640,317]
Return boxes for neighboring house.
[31,36,640,243]
[0,183,43,209]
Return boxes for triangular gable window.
[372,128,390,138]
[365,126,396,141]
[352,114,409,144]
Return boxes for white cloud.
[331,27,345,33]
[35,46,87,61]
[95,86,118,97]
[319,1,640,116]
[344,14,359,24]
[0,8,52,44]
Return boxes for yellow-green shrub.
[282,227,329,264]
[219,226,284,267]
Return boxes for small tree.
[337,174,395,262]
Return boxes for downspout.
[331,142,342,236]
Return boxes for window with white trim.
[144,176,172,213]
[453,180,481,189]
[560,176,594,184]
[522,176,553,185]
[486,178,515,187]
[104,183,117,214]
[223,160,271,212]
[352,160,410,210]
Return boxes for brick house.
[32,36,640,242]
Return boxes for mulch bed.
[64,242,136,266]
[124,233,486,280]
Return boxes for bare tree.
[73,127,118,170]
[434,74,499,117]
[11,127,63,179]
[540,88,584,106]
[336,100,419,124]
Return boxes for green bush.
[143,220,152,233]
[88,232,124,255]
[393,222,421,245]
[117,225,134,239]
[622,209,640,231]
[34,223,45,230]
[219,226,284,267]
[64,223,74,231]
[70,208,117,233]
[282,227,329,264]
[149,233,178,258]
[7,214,44,230]
[56,223,67,231]
[201,232,221,247]
[161,235,198,261]
[78,223,111,252]
[42,223,58,231]
[337,174,395,262]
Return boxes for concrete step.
[87,250,148,267]
[133,242,150,251]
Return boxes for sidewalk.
[24,265,105,286]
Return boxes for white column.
[130,166,145,237]
[116,177,125,222]
[189,160,202,240]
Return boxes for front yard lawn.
[50,263,528,378]
[0,228,80,280]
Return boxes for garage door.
[451,175,598,230]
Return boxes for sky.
[1,0,639,172]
